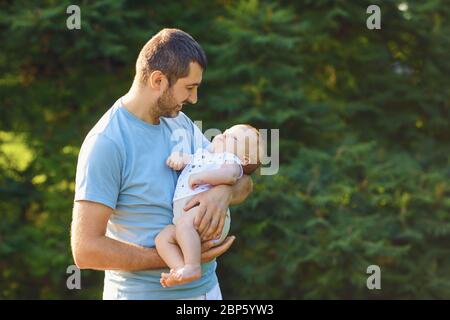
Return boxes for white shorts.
[178,282,223,300]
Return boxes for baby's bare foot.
[160,272,169,287]
[163,264,201,287]
[160,268,178,288]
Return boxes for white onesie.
[173,148,243,202]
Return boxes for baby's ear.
[242,155,250,166]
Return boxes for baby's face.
[212,125,259,165]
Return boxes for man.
[71,28,253,299]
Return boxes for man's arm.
[229,174,253,206]
[71,200,166,271]
[183,175,253,240]
[71,200,235,270]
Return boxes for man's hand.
[184,185,232,241]
[200,236,236,263]
[166,152,191,171]
[184,175,253,241]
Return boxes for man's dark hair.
[135,28,207,86]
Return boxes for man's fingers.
[200,228,209,241]
[201,239,216,252]
[198,208,212,235]
[201,236,236,263]
[193,204,206,229]
[199,215,210,238]
[219,235,235,253]
[205,213,221,239]
[200,232,210,242]
[214,216,226,240]
[184,196,200,213]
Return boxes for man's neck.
[122,85,160,125]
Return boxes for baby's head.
[211,124,263,175]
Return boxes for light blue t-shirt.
[74,98,217,300]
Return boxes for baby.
[155,124,262,287]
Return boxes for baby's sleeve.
[223,153,244,179]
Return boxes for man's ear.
[149,70,168,91]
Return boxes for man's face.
[156,62,203,118]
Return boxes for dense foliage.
[1,0,449,299]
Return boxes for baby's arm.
[189,163,242,190]
[166,152,192,171]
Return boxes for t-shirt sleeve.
[74,134,122,209]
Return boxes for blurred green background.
[0,0,449,299]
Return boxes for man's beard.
[156,88,181,118]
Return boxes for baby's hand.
[188,174,202,190]
[166,152,191,171]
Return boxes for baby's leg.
[155,224,185,287]
[176,207,201,266]
[163,205,202,287]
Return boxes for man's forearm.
[229,174,253,205]
[75,235,167,271]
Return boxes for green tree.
[0,0,449,299]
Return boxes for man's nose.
[187,88,198,104]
